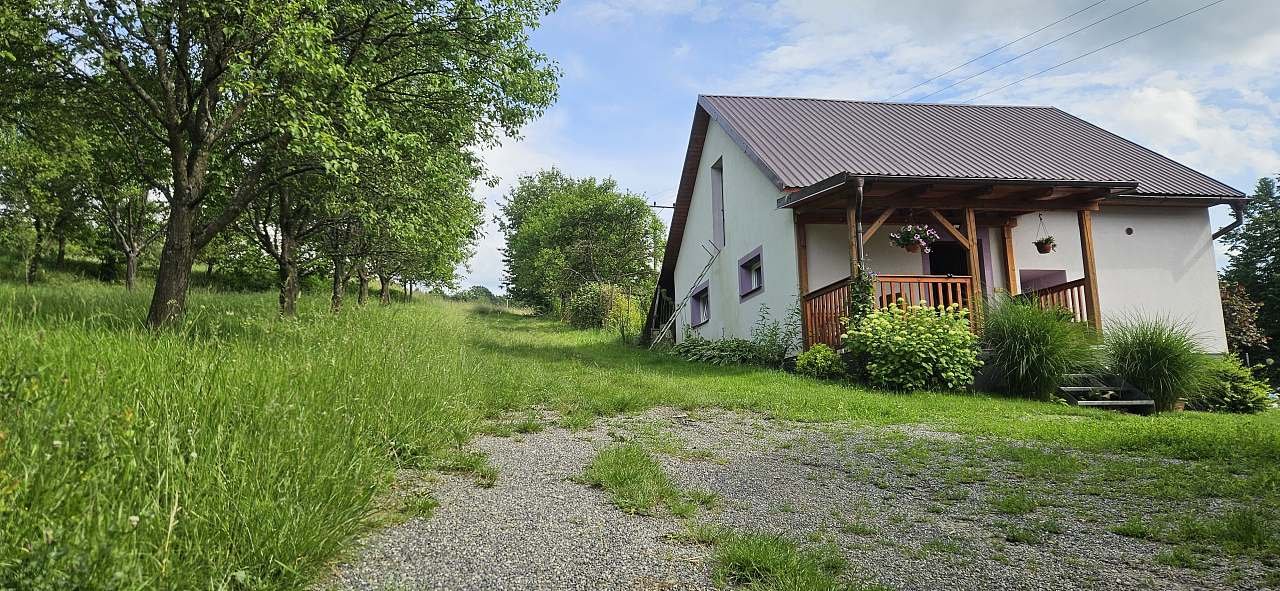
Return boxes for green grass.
[581,444,682,515]
[990,490,1039,515]
[2,280,1279,589]
[711,532,847,590]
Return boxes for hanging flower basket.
[889,224,941,254]
[1034,236,1056,254]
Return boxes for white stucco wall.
[672,121,800,342]
[1009,207,1226,351]
[807,223,930,284]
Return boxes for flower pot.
[1173,399,1186,412]
[905,244,921,253]
[1035,241,1054,254]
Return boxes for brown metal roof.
[700,95,1244,198]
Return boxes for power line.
[961,0,1229,103]
[912,0,1153,102]
[888,0,1109,100]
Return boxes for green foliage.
[981,295,1099,400]
[1187,355,1274,414]
[499,169,665,314]
[846,268,877,325]
[748,305,801,368]
[566,282,644,341]
[1223,177,1280,381]
[712,532,847,591]
[795,344,845,380]
[1220,280,1270,357]
[672,336,769,366]
[1104,316,1209,412]
[582,444,682,516]
[843,300,982,392]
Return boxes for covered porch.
[785,174,1136,349]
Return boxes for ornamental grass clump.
[1104,315,1209,412]
[981,295,1100,400]
[842,299,981,392]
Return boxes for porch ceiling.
[778,173,1137,215]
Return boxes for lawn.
[2,280,1277,589]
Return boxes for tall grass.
[1104,315,1209,412]
[981,295,1099,400]
[1,281,1277,588]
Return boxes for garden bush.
[670,335,768,366]
[566,282,643,339]
[1104,316,1208,412]
[981,295,1099,400]
[1186,355,1274,414]
[794,343,845,380]
[842,300,981,392]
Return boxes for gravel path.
[331,408,1268,590]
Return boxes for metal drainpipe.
[854,176,866,270]
[1211,201,1246,241]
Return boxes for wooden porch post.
[847,177,866,279]
[963,208,982,296]
[1002,223,1019,295]
[1077,209,1103,331]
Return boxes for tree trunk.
[147,206,196,328]
[331,257,345,313]
[357,263,370,305]
[278,234,300,317]
[26,218,43,285]
[56,234,66,265]
[124,250,139,291]
[378,273,391,305]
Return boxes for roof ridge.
[699,94,1056,110]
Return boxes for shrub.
[842,300,981,392]
[1104,316,1208,412]
[748,305,801,368]
[981,295,1100,400]
[795,343,844,380]
[566,282,643,339]
[671,335,768,366]
[1186,355,1273,414]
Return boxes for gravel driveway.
[331,408,1268,590]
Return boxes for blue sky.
[461,0,1280,292]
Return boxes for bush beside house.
[981,296,1099,401]
[842,300,981,392]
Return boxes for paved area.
[332,408,1268,590]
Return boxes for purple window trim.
[710,159,725,248]
[690,281,711,327]
[738,245,764,301]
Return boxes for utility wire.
[961,0,1229,103]
[912,0,1153,102]
[889,0,1109,100]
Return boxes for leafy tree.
[0,119,91,283]
[25,0,558,326]
[1222,177,1280,371]
[498,169,665,314]
[1220,280,1269,358]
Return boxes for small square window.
[691,284,711,327]
[738,246,764,300]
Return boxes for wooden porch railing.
[801,275,975,348]
[1031,277,1089,322]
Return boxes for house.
[647,95,1247,353]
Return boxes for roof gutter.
[778,172,1140,209]
[1212,201,1246,241]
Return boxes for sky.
[458,0,1280,293]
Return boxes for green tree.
[1222,176,1280,371]
[499,168,665,313]
[25,0,558,326]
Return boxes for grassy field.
[2,279,1278,589]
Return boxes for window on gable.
[738,246,764,300]
[710,158,725,248]
[690,283,711,327]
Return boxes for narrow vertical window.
[710,158,725,248]
[690,283,711,327]
[738,246,764,300]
